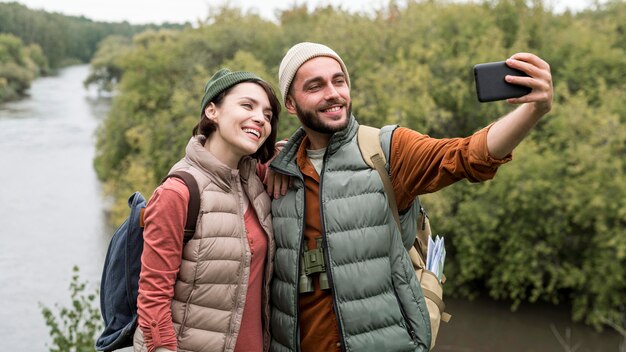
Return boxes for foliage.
[0,1,188,102]
[89,0,626,330]
[0,33,46,101]
[0,2,188,68]
[83,35,132,93]
[437,85,626,329]
[39,266,102,352]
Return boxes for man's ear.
[204,103,218,121]
[285,96,297,115]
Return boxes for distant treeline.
[0,1,188,101]
[94,0,625,333]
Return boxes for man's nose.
[323,83,340,100]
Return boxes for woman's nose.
[251,110,266,124]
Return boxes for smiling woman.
[132,68,281,352]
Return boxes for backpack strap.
[357,125,432,266]
[357,125,401,231]
[138,170,201,242]
[164,171,201,241]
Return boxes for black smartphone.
[473,61,531,102]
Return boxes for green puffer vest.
[269,116,431,352]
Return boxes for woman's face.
[204,82,274,167]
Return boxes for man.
[267,42,552,352]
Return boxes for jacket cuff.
[470,123,512,166]
[142,319,177,352]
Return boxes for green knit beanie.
[200,68,262,115]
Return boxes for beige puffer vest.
[134,136,274,352]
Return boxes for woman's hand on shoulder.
[265,168,292,199]
[259,139,293,199]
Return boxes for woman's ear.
[204,103,218,121]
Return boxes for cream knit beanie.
[278,42,350,106]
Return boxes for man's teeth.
[243,128,260,138]
[324,106,341,112]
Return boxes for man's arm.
[487,53,553,159]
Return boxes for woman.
[133,68,281,352]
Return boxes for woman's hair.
[193,79,281,163]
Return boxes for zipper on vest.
[294,193,305,352]
[273,164,305,352]
[318,151,348,352]
[226,176,251,349]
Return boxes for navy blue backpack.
[96,171,200,351]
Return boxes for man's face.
[286,56,351,134]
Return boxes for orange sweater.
[296,126,510,352]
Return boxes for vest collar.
[184,136,256,192]
[327,114,359,154]
[271,115,359,176]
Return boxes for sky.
[1,0,608,25]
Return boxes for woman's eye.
[264,114,272,121]
[242,103,252,109]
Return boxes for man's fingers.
[503,52,553,112]
[509,52,551,71]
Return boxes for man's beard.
[295,100,352,134]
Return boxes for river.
[0,65,621,351]
[0,65,112,350]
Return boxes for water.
[0,65,112,350]
[0,65,622,351]
[437,297,623,351]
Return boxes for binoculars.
[299,237,330,293]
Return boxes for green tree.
[0,33,44,101]
[437,83,626,328]
[0,2,188,68]
[84,35,131,93]
[89,0,626,330]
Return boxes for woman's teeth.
[243,128,260,138]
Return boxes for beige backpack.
[357,125,451,350]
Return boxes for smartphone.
[473,61,531,102]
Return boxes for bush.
[39,266,102,352]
